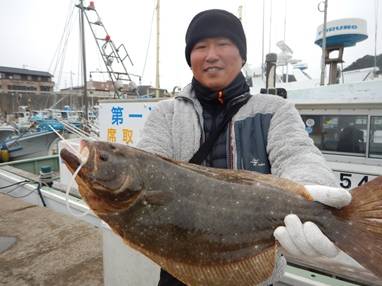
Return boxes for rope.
[0,180,30,190]
[48,0,77,73]
[50,2,77,76]
[141,0,157,79]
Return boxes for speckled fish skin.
[60,140,382,285]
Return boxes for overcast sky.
[0,0,380,91]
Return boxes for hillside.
[343,54,382,73]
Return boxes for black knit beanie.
[185,9,247,67]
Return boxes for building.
[60,80,171,98]
[0,66,54,95]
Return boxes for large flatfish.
[60,140,382,285]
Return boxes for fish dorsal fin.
[151,243,277,286]
[175,160,313,201]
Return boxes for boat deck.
[0,193,103,286]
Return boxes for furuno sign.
[317,24,358,36]
[314,18,368,48]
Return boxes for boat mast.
[77,0,88,122]
[155,0,160,97]
[319,0,328,86]
[373,0,379,76]
[261,0,265,81]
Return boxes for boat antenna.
[374,0,379,76]
[283,0,287,42]
[76,0,88,124]
[319,0,328,86]
[282,0,287,78]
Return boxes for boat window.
[301,115,367,155]
[369,116,382,159]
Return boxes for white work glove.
[274,185,352,258]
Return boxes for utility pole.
[319,0,328,86]
[155,0,160,97]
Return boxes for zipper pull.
[217,91,224,104]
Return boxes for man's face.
[190,37,243,91]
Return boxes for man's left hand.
[273,185,352,257]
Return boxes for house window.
[40,86,51,91]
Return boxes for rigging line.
[49,92,70,109]
[48,125,83,157]
[141,0,157,79]
[48,1,76,73]
[57,11,78,87]
[50,3,76,74]
[54,9,78,90]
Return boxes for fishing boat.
[274,17,382,190]
[0,124,17,142]
[0,107,80,162]
[1,129,60,161]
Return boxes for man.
[137,9,351,286]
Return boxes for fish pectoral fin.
[143,191,174,205]
[160,244,278,286]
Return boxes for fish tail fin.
[335,176,382,279]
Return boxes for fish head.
[60,140,144,213]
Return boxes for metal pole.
[319,0,328,86]
[238,5,243,21]
[261,0,265,81]
[155,0,160,97]
[268,0,272,53]
[265,53,277,92]
[283,0,287,42]
[79,0,88,122]
[374,0,379,75]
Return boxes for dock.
[0,193,103,286]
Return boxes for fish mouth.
[60,140,91,172]
[60,140,144,213]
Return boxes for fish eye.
[99,153,109,161]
